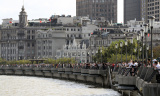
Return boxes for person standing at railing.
[147,59,151,67]
[127,60,133,68]
[154,61,160,73]
[153,61,160,83]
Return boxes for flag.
[49,19,51,22]
[148,33,150,37]
[40,21,42,23]
[9,21,12,23]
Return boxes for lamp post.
[144,24,148,66]
[149,16,155,67]
[88,52,90,63]
[134,48,137,61]
[101,49,102,64]
[96,51,98,63]
[147,45,149,62]
[92,51,94,63]
[140,47,142,62]
[55,56,57,64]
[115,44,118,65]
[19,57,20,65]
[141,29,144,66]
[125,40,128,63]
[120,42,123,64]
[63,55,64,64]
[137,33,140,62]
[74,53,76,64]
[131,38,133,60]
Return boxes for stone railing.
[0,66,110,87]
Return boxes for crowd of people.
[1,59,160,72]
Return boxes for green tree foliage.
[153,45,160,58]
[44,58,76,64]
[94,39,138,63]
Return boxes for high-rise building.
[147,0,160,22]
[124,0,141,24]
[141,0,148,23]
[76,0,117,23]
[141,0,160,23]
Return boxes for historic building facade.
[35,29,66,59]
[0,6,38,60]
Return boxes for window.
[32,36,35,39]
[27,43,30,47]
[32,30,35,34]
[27,30,30,34]
[49,34,52,37]
[32,43,34,47]
[27,35,30,39]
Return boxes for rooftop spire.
[21,0,25,11]
[22,5,25,11]
[23,0,24,6]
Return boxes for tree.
[153,45,160,58]
[94,39,138,63]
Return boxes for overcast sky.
[0,0,123,24]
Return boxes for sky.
[0,0,123,24]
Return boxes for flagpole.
[50,19,51,29]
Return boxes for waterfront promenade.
[1,63,160,96]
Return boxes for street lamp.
[96,51,98,63]
[101,49,102,64]
[125,40,128,63]
[131,38,133,60]
[147,45,149,62]
[62,55,64,64]
[19,57,20,65]
[134,48,137,61]
[141,29,144,66]
[140,47,142,62]
[137,33,140,62]
[92,51,94,63]
[115,44,118,65]
[149,16,155,67]
[120,42,123,64]
[144,24,148,66]
[74,53,76,64]
[88,52,90,63]
[55,56,57,64]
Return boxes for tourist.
[128,60,133,68]
[147,59,151,67]
[154,61,160,72]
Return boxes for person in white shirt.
[128,60,133,68]
[133,60,138,67]
[155,61,160,70]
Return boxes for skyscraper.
[124,0,160,23]
[76,0,117,23]
[124,0,141,24]
[146,0,160,22]
[141,0,148,23]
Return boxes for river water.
[0,75,121,96]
